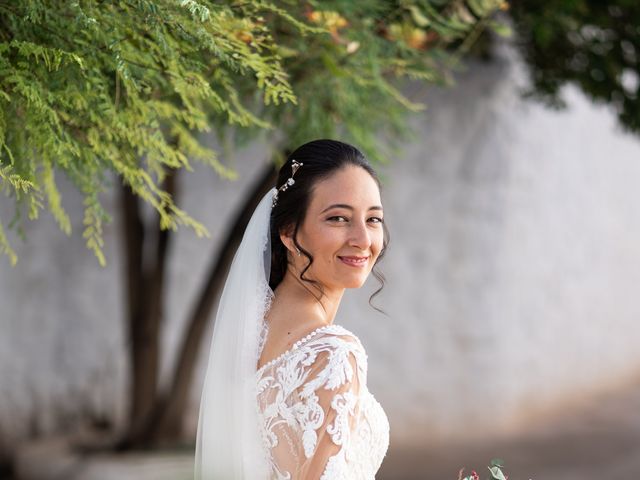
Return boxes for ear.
[279,225,296,254]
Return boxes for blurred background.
[1,1,640,479]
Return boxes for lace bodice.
[256,324,389,479]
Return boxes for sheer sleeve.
[266,333,367,480]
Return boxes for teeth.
[341,257,367,264]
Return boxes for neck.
[268,268,345,331]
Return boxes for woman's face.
[284,165,385,291]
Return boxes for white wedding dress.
[256,323,390,479]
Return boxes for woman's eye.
[327,215,384,224]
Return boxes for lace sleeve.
[258,328,385,480]
[294,334,367,480]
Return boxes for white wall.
[342,42,640,446]
[2,40,640,453]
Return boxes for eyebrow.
[320,203,383,213]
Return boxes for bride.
[195,139,390,479]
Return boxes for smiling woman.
[195,139,390,480]
[258,140,390,479]
[281,165,385,291]
[269,140,389,301]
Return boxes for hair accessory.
[272,159,303,208]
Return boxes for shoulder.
[308,324,364,345]
[305,325,367,365]
[321,324,362,342]
[298,325,368,396]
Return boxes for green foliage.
[0,0,505,265]
[459,458,509,480]
[0,0,298,265]
[487,458,507,480]
[509,1,640,133]
[232,0,510,164]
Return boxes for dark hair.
[269,139,389,311]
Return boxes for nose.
[348,218,372,251]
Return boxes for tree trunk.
[120,182,155,440]
[118,170,178,449]
[141,161,278,443]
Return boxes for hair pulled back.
[269,139,388,309]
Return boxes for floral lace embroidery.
[256,325,389,479]
[327,391,357,446]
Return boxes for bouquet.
[458,459,509,480]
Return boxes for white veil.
[194,188,276,480]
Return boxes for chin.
[341,275,369,289]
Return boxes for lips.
[338,255,369,267]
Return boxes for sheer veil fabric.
[194,188,276,480]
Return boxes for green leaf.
[488,20,512,38]
[0,221,17,266]
[408,6,431,27]
[488,465,507,480]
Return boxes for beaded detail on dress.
[256,324,389,479]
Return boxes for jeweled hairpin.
[272,159,303,207]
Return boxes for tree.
[508,0,640,134]
[0,0,304,265]
[0,0,507,448]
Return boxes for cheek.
[371,230,384,259]
[319,234,344,263]
[300,224,341,263]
